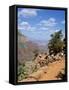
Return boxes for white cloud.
[39,27,49,30]
[18,21,31,30]
[39,18,57,27]
[55,29,60,32]
[61,20,65,24]
[18,21,36,32]
[18,9,38,18]
[18,17,57,32]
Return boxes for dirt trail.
[39,59,65,81]
[19,59,65,82]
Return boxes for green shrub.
[48,30,64,55]
[18,64,28,81]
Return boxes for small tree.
[48,30,64,55]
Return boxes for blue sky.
[18,8,65,42]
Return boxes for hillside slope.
[19,58,65,82]
[18,31,39,64]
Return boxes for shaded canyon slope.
[18,32,39,64]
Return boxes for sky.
[18,8,65,43]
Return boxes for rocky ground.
[18,56,65,82]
